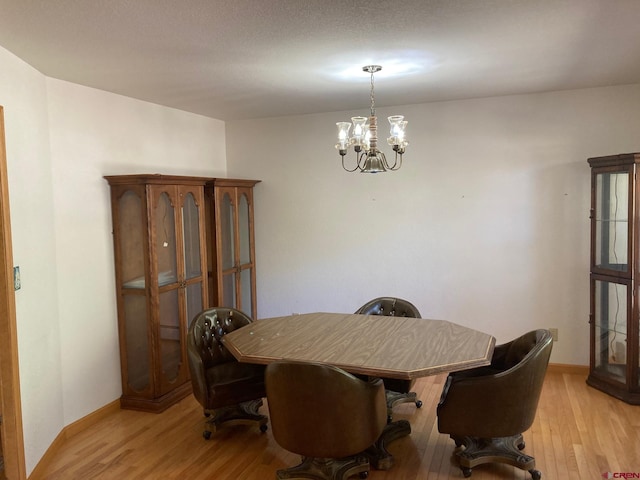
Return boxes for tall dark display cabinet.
[587,153,640,404]
[105,175,210,412]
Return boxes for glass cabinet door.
[592,168,631,276]
[591,277,629,385]
[214,186,257,318]
[219,189,238,309]
[117,188,151,394]
[181,188,205,329]
[151,188,183,393]
[238,189,255,318]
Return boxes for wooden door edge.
[0,106,27,479]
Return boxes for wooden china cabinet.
[205,179,260,320]
[105,174,261,412]
[105,174,209,412]
[587,153,640,404]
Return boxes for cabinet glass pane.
[124,295,149,391]
[239,193,251,265]
[593,279,627,382]
[182,192,202,280]
[222,273,236,308]
[185,281,203,329]
[119,191,146,289]
[159,289,181,384]
[220,192,235,270]
[241,268,252,317]
[595,172,629,272]
[155,192,178,286]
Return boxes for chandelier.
[335,65,408,173]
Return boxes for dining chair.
[187,307,268,439]
[437,329,553,479]
[355,296,423,421]
[265,360,387,480]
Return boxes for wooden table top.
[222,312,496,380]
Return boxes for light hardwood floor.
[31,370,640,479]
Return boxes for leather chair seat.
[204,363,266,408]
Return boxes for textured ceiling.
[1,0,640,121]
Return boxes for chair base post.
[275,455,369,480]
[451,434,541,479]
[385,389,421,421]
[203,399,267,438]
[363,419,411,470]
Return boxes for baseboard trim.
[28,399,120,479]
[547,363,589,376]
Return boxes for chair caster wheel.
[462,467,472,478]
[260,423,268,433]
[518,441,526,450]
[529,469,541,480]
[386,415,393,424]
[203,430,212,440]
[415,399,423,408]
[359,471,368,479]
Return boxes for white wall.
[0,46,64,476]
[46,78,226,426]
[226,84,640,366]
[0,44,227,474]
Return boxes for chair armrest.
[187,344,208,407]
[438,359,545,438]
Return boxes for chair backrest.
[187,307,253,407]
[265,360,387,459]
[355,297,421,317]
[438,329,553,438]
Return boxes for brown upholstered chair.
[265,360,388,480]
[355,297,423,421]
[187,307,268,439]
[437,329,553,479]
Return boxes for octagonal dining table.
[222,312,496,470]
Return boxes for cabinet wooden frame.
[587,153,640,404]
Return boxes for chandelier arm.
[387,151,403,171]
[379,151,390,170]
[383,151,397,170]
[342,153,363,172]
[356,150,368,171]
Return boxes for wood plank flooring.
[31,371,640,479]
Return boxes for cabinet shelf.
[122,271,177,289]
[592,324,628,336]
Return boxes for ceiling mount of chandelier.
[335,65,408,173]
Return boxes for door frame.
[0,105,27,479]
